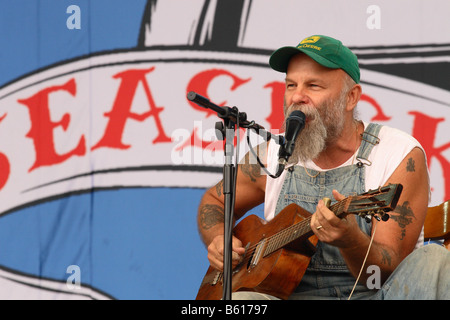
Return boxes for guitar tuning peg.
[364,215,372,223]
[381,213,390,222]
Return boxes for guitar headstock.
[333,184,403,222]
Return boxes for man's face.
[283,54,349,163]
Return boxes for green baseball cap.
[269,35,360,83]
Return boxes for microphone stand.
[220,114,235,301]
[187,91,272,300]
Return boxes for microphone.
[278,110,306,166]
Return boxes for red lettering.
[0,152,10,191]
[186,69,251,117]
[0,114,10,190]
[17,78,86,172]
[92,67,171,150]
[180,69,251,151]
[264,81,285,130]
[360,94,391,121]
[409,111,450,201]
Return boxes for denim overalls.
[274,123,382,299]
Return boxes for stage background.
[0,0,449,299]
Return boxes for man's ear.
[346,84,362,112]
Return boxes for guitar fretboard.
[263,198,349,256]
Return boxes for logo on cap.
[300,36,321,44]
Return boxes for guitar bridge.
[249,238,267,270]
[211,271,223,285]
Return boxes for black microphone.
[278,110,306,166]
[187,91,228,117]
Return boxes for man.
[197,35,449,299]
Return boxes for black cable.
[246,129,285,178]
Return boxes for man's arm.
[312,147,429,285]
[197,142,268,270]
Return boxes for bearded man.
[196,35,449,300]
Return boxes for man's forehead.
[287,53,336,72]
[286,54,346,81]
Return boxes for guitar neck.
[264,199,348,256]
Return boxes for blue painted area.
[0,0,269,299]
[0,188,202,299]
[0,187,264,299]
[90,187,208,299]
[0,0,147,86]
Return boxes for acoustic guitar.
[196,183,403,300]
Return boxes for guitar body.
[196,203,318,300]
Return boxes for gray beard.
[283,93,346,165]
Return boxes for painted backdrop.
[0,0,449,299]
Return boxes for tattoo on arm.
[239,144,266,182]
[199,204,224,230]
[240,163,260,182]
[380,248,392,266]
[406,157,415,172]
[389,201,416,240]
[215,180,223,197]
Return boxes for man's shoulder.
[367,122,423,159]
[367,122,420,145]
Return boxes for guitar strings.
[235,193,378,273]
[236,218,312,268]
[239,199,349,263]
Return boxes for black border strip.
[0,56,267,100]
[1,51,449,106]
[2,42,450,92]
[22,165,222,193]
[1,185,209,219]
[357,50,450,60]
[360,80,450,107]
[349,42,450,50]
[0,264,115,300]
[0,165,221,217]
[0,46,269,92]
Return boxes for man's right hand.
[207,235,246,271]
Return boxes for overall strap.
[356,123,383,166]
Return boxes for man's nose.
[290,87,311,105]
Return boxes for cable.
[231,111,239,227]
[347,219,378,300]
[246,129,284,178]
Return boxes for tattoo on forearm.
[389,201,416,240]
[406,157,415,172]
[199,204,224,230]
[380,248,392,266]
